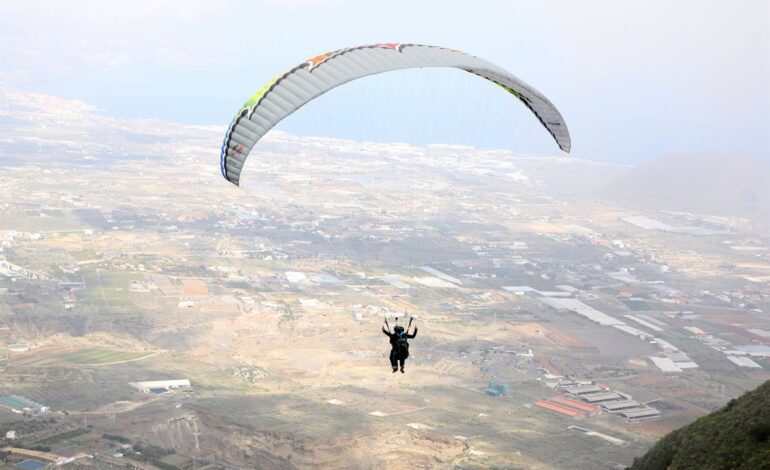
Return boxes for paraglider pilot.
[383,317,417,373]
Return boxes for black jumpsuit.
[383,327,417,369]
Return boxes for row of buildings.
[558,379,660,421]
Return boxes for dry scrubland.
[0,88,767,468]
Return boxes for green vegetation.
[630,380,770,470]
[81,269,142,314]
[127,443,186,470]
[26,445,51,452]
[39,427,88,445]
[132,443,174,459]
[103,433,131,443]
[69,248,98,261]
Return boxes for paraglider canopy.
[220,43,571,186]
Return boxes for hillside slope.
[630,380,770,470]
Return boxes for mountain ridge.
[630,379,770,470]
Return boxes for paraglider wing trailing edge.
[220,43,571,186]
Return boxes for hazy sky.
[1,0,768,164]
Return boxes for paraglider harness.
[384,316,416,372]
[394,323,410,360]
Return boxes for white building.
[129,379,191,393]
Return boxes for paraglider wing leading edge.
[220,43,571,186]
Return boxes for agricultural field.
[69,248,99,262]
[181,278,209,296]
[506,322,594,348]
[80,269,143,314]
[9,347,157,366]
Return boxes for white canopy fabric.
[221,43,571,186]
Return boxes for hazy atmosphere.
[1,1,768,469]
[2,0,768,162]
